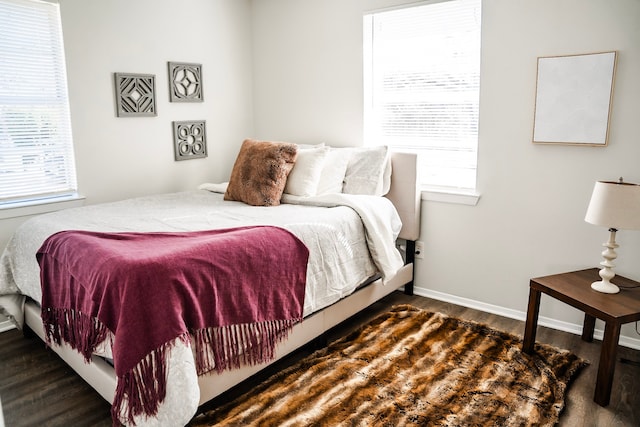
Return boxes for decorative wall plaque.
[168,62,203,102]
[114,73,157,117]
[172,120,207,160]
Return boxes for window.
[0,0,78,208]
[364,0,481,191]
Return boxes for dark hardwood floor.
[1,291,639,426]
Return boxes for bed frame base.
[24,302,117,403]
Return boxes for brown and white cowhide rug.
[190,304,587,426]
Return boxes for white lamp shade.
[585,180,640,230]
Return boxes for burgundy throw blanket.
[36,226,309,425]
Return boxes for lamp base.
[591,228,621,294]
[591,280,620,294]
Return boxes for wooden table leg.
[582,314,596,342]
[594,321,621,406]
[522,287,541,354]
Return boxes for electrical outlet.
[415,241,424,259]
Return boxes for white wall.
[60,0,254,203]
[0,0,254,249]
[251,0,364,146]
[251,0,640,344]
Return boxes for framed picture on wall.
[532,51,617,146]
[172,120,207,160]
[114,72,157,117]
[168,62,203,102]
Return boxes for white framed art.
[532,51,617,146]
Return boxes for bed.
[0,143,420,426]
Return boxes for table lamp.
[584,179,640,293]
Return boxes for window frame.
[363,0,481,200]
[0,0,80,214]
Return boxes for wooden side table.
[522,268,640,407]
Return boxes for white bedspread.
[0,189,403,426]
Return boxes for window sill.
[421,188,480,206]
[0,195,86,220]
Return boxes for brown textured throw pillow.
[224,139,298,206]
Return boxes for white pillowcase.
[284,146,329,197]
[296,143,325,150]
[316,148,353,195]
[342,146,391,196]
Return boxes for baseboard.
[414,286,640,351]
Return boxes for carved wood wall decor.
[114,72,157,117]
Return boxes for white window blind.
[0,0,77,206]
[364,0,481,190]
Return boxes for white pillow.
[342,146,390,196]
[284,146,329,197]
[296,143,325,150]
[316,147,353,195]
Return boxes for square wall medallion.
[114,73,157,117]
[168,62,203,102]
[173,120,207,160]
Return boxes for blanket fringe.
[41,307,110,362]
[111,335,188,426]
[113,320,301,426]
[193,318,302,375]
[42,308,301,426]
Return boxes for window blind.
[364,0,481,190]
[0,0,77,206]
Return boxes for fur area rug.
[190,304,587,426]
